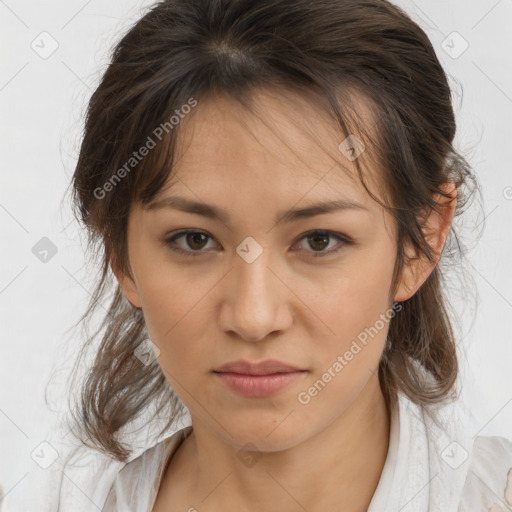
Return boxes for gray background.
[1,0,511,500]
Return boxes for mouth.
[212,359,308,397]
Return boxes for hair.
[62,0,482,462]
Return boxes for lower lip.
[214,371,306,397]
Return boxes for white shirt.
[2,391,512,511]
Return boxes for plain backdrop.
[1,0,511,501]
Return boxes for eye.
[291,230,352,259]
[164,229,217,256]
[163,229,352,258]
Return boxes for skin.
[113,88,457,512]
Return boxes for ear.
[394,182,457,302]
[111,259,143,309]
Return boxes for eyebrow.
[146,195,368,225]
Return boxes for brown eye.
[293,230,352,259]
[306,232,330,251]
[184,232,209,250]
[164,230,216,256]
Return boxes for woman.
[3,0,511,511]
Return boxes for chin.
[217,415,307,452]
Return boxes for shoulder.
[102,425,193,511]
[459,435,512,511]
[0,412,127,512]
[0,413,192,512]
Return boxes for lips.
[213,359,305,376]
[213,359,307,398]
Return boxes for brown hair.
[63,0,481,462]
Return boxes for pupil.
[309,233,328,251]
[188,233,207,249]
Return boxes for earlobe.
[394,182,457,303]
[393,249,422,303]
[111,260,143,309]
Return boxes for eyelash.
[163,229,353,259]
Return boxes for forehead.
[150,87,386,218]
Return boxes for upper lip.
[213,359,305,375]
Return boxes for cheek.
[298,279,393,415]
[145,306,211,392]
[133,246,214,333]
[134,268,219,380]
[311,243,396,369]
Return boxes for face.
[113,88,448,452]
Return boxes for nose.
[218,249,293,343]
